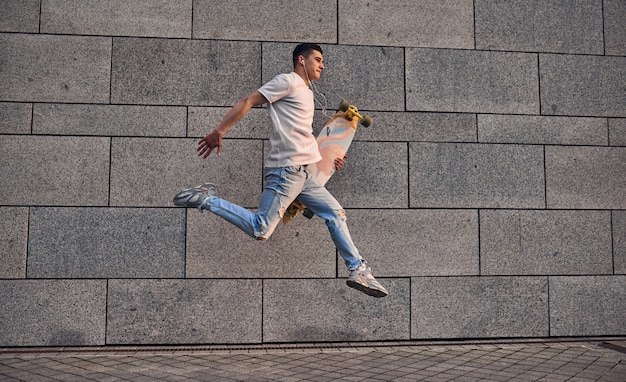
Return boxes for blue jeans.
[205,165,364,271]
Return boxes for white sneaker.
[173,183,217,210]
[346,263,388,298]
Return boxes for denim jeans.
[204,165,364,270]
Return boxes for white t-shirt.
[258,72,322,167]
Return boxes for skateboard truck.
[338,100,372,127]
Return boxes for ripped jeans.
[204,165,364,271]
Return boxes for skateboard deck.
[282,100,371,224]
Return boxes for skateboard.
[282,100,372,224]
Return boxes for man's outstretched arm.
[197,90,268,158]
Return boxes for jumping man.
[174,43,388,297]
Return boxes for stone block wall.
[0,0,624,346]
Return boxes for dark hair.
[292,43,323,67]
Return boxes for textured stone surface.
[186,210,337,278]
[339,0,474,49]
[193,0,336,43]
[406,49,539,114]
[0,136,110,206]
[41,0,192,38]
[609,118,626,146]
[263,43,405,111]
[410,143,545,208]
[107,279,262,344]
[353,112,476,143]
[188,107,271,139]
[545,146,626,209]
[480,210,612,275]
[110,138,262,208]
[478,115,607,146]
[412,277,548,339]
[540,54,626,117]
[264,278,410,342]
[111,38,261,106]
[615,211,626,275]
[326,141,408,208]
[33,104,186,137]
[0,34,111,103]
[0,0,40,33]
[475,0,603,54]
[346,209,478,276]
[550,276,626,336]
[27,207,185,278]
[0,1,623,346]
[0,102,32,134]
[0,207,28,278]
[604,0,626,56]
[0,280,106,346]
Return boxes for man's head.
[292,43,323,67]
[293,43,324,84]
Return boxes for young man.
[174,43,388,297]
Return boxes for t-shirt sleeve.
[258,74,290,104]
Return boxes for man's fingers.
[196,137,222,158]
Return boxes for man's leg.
[296,180,362,269]
[297,177,388,297]
[175,166,306,240]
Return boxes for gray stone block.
[406,49,539,114]
[263,43,405,111]
[0,136,110,206]
[478,115,608,146]
[186,210,337,278]
[0,0,40,33]
[480,210,613,275]
[27,207,185,278]
[475,0,603,54]
[326,142,408,208]
[339,0,474,49]
[263,278,410,342]
[110,138,262,208]
[33,104,186,137]
[107,279,262,344]
[346,209,478,276]
[0,280,106,346]
[193,0,336,43]
[610,118,626,146]
[550,276,626,336]
[545,146,626,209]
[188,107,272,139]
[111,38,261,106]
[0,34,111,103]
[410,143,545,208]
[0,207,28,278]
[351,111,476,143]
[605,0,626,56]
[41,0,192,38]
[412,277,549,339]
[540,54,626,117]
[614,211,626,275]
[0,102,31,134]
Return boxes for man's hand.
[334,155,348,170]
[197,130,223,158]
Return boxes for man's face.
[303,50,325,81]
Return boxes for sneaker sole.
[346,280,388,298]
[173,191,201,207]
